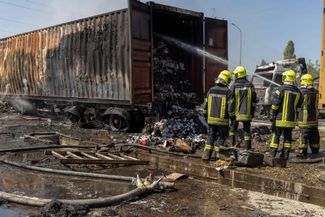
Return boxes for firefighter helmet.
[300,73,313,86]
[233,66,247,79]
[282,70,296,83]
[218,70,232,84]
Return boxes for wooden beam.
[106,153,125,160]
[51,151,67,159]
[120,153,139,161]
[60,159,149,165]
[95,153,114,160]
[80,152,99,160]
[66,151,83,159]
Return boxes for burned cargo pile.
[153,42,198,113]
[129,42,206,153]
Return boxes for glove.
[269,114,276,132]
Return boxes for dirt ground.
[0,111,324,216]
[3,177,325,217]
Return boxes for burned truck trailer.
[0,0,228,130]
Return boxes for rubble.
[0,101,13,113]
[263,154,287,168]
[128,115,205,153]
[237,150,264,167]
[128,42,206,153]
[40,200,89,217]
[153,42,198,113]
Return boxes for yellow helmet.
[282,70,296,83]
[300,73,313,86]
[217,70,232,84]
[233,66,247,79]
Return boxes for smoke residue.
[0,83,35,114]
[9,96,35,114]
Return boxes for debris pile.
[40,200,89,217]
[153,42,198,113]
[0,101,13,113]
[129,104,207,153]
[130,42,206,153]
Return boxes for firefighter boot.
[202,149,212,161]
[310,145,320,154]
[283,148,290,160]
[269,148,277,157]
[297,148,307,158]
[230,136,236,147]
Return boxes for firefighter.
[270,70,302,160]
[202,70,233,161]
[229,66,257,150]
[297,73,320,157]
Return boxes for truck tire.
[103,108,130,132]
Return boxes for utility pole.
[231,22,242,65]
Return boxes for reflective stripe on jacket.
[203,83,231,125]
[229,78,257,121]
[298,86,319,128]
[271,84,302,128]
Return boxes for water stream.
[155,34,280,87]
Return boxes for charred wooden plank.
[66,151,83,159]
[120,153,139,160]
[106,152,125,160]
[95,152,114,160]
[51,151,67,159]
[80,152,99,160]
[60,159,149,165]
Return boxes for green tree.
[283,40,296,59]
[260,59,268,66]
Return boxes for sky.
[0,0,322,71]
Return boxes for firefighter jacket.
[202,83,232,126]
[298,86,319,128]
[271,84,302,128]
[229,78,257,121]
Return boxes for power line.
[0,17,35,26]
[0,0,48,13]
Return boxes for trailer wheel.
[109,114,128,131]
[103,108,130,132]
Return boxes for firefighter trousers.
[299,127,320,155]
[270,127,293,159]
[229,120,251,149]
[202,125,228,160]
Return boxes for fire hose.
[0,177,163,208]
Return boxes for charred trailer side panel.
[0,0,228,130]
[0,9,132,105]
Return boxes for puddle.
[0,207,26,217]
[0,164,135,200]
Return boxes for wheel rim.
[110,115,125,130]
